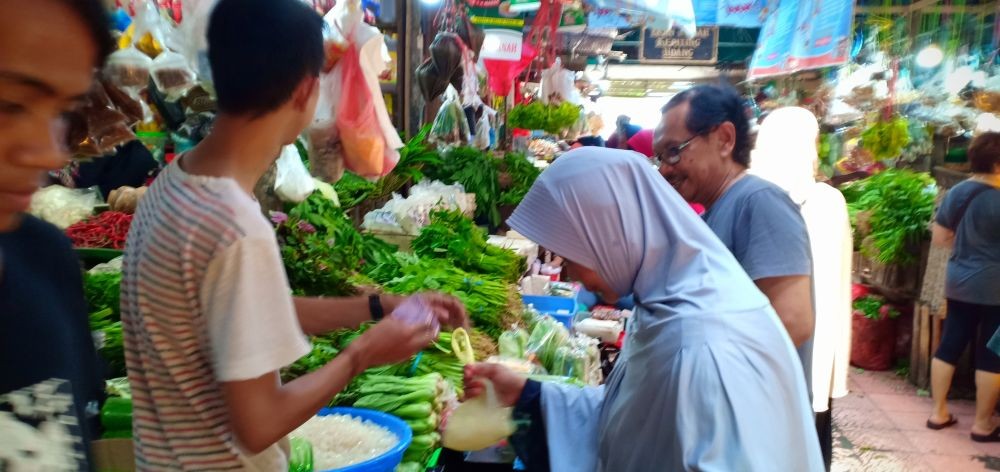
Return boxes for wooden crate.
[852,247,928,301]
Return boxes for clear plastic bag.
[336,43,386,178]
[524,316,570,372]
[151,50,197,100]
[441,379,516,451]
[430,86,471,146]
[274,144,317,203]
[29,186,102,229]
[104,46,152,90]
[391,295,441,337]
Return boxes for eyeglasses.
[654,125,718,167]
[655,134,701,167]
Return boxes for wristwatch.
[369,294,385,321]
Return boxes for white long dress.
[751,106,853,412]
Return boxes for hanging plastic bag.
[440,379,516,451]
[274,144,316,203]
[430,86,471,146]
[473,112,491,150]
[105,46,153,90]
[151,50,197,100]
[540,58,581,105]
[336,42,386,178]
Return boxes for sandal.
[926,415,958,430]
[971,426,1000,443]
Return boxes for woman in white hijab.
[464,148,823,471]
[750,106,853,469]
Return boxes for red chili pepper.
[66,211,133,249]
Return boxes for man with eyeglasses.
[653,84,816,402]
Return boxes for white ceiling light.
[916,45,944,69]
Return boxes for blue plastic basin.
[316,407,413,472]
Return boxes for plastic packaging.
[274,144,316,203]
[391,295,441,337]
[151,50,197,100]
[498,325,528,359]
[430,86,471,147]
[440,380,516,451]
[29,186,102,229]
[105,46,152,89]
[336,42,386,178]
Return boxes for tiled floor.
[833,369,1000,471]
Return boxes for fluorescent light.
[916,45,943,69]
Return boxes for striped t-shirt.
[121,161,310,471]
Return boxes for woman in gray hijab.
[464,147,823,471]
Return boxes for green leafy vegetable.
[425,146,503,228]
[412,210,525,283]
[861,117,911,161]
[498,152,542,206]
[508,101,582,135]
[89,308,125,378]
[84,271,122,317]
[853,295,899,320]
[840,169,935,265]
[276,192,366,296]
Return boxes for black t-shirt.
[0,215,104,470]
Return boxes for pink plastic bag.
[336,43,386,178]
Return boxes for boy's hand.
[347,317,437,371]
[383,293,468,329]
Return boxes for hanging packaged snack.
[105,46,153,90]
[150,50,197,100]
[100,79,144,125]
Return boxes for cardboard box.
[92,439,135,472]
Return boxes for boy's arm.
[292,295,404,334]
[222,317,437,454]
[294,293,468,335]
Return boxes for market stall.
[24,0,704,470]
[744,0,999,394]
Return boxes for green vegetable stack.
[507,101,582,135]
[524,316,570,373]
[412,210,525,283]
[384,258,515,338]
[352,373,454,468]
[840,169,936,265]
[85,270,125,378]
[861,117,911,162]
[275,192,367,296]
[425,146,503,228]
[498,152,542,207]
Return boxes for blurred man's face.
[0,0,99,231]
